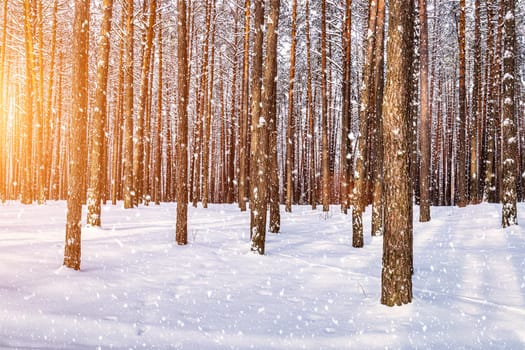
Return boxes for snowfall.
[1,201,524,349]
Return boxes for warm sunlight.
[0,0,524,348]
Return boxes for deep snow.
[1,201,524,349]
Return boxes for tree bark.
[320,0,330,212]
[285,0,298,213]
[87,0,114,226]
[381,0,413,307]
[64,0,89,270]
[176,0,189,245]
[123,0,135,208]
[501,0,517,227]
[418,0,431,221]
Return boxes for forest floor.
[1,201,524,349]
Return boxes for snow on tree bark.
[64,0,89,270]
[501,0,518,228]
[381,0,414,307]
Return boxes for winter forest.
[1,0,525,348]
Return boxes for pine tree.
[87,0,114,227]
[501,0,518,227]
[176,0,190,245]
[381,0,414,307]
[64,0,89,270]
[419,0,431,221]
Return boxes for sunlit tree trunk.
[45,0,58,202]
[64,0,89,270]
[87,0,114,227]
[0,0,9,201]
[238,0,250,211]
[123,0,135,209]
[418,0,431,221]
[133,0,157,205]
[381,0,414,307]
[22,0,36,204]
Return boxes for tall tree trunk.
[305,0,316,210]
[252,0,280,253]
[64,0,89,270]
[381,0,414,307]
[154,14,163,205]
[176,0,189,245]
[320,0,330,212]
[249,0,264,235]
[484,4,497,203]
[285,0,298,213]
[22,0,35,204]
[0,0,7,201]
[456,0,467,207]
[133,0,157,205]
[371,0,386,236]
[238,0,251,211]
[227,8,240,204]
[123,0,135,208]
[202,0,216,208]
[87,0,114,226]
[418,0,431,221]
[469,0,482,204]
[340,0,352,214]
[352,0,378,247]
[501,0,517,227]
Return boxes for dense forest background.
[0,0,524,209]
[0,0,524,304]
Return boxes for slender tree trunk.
[305,0,316,210]
[64,0,89,270]
[371,0,386,236]
[22,0,35,204]
[87,0,114,227]
[484,4,497,203]
[176,0,189,245]
[227,9,239,204]
[238,0,251,211]
[469,0,482,204]
[320,0,330,212]
[123,0,135,208]
[456,0,467,207]
[501,0,517,227]
[133,0,157,205]
[285,0,298,213]
[340,0,352,214]
[249,0,264,235]
[154,14,163,205]
[418,0,431,221]
[381,0,414,307]
[252,0,279,253]
[203,0,216,208]
[353,0,378,247]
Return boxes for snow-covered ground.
[1,201,524,349]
